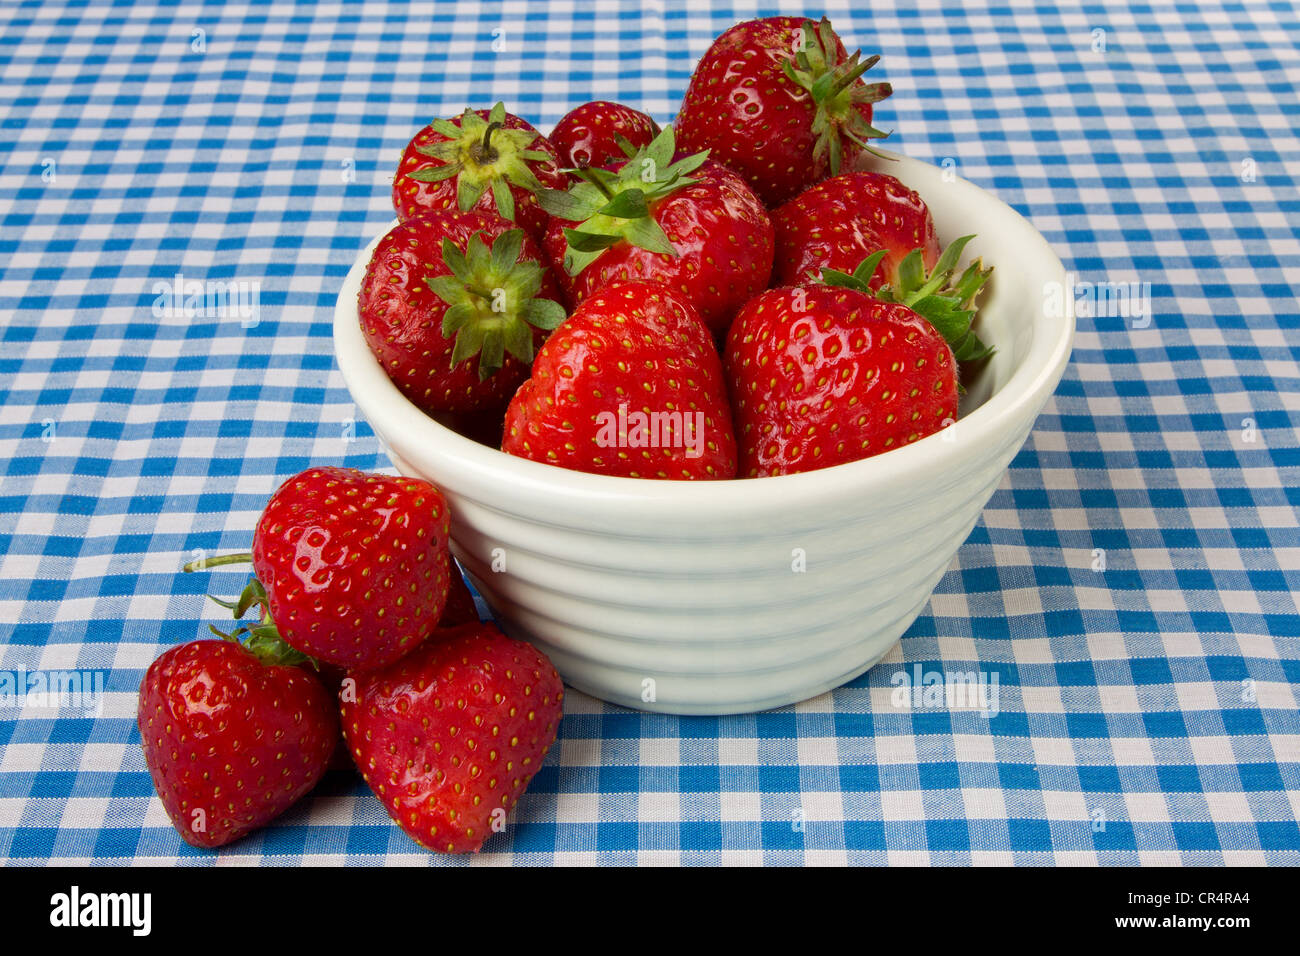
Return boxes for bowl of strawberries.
[334,16,1074,715]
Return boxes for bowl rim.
[333,151,1074,515]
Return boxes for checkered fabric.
[0,0,1297,866]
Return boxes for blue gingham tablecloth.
[0,0,1297,866]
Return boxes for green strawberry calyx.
[535,126,708,277]
[182,555,313,669]
[429,228,567,380]
[407,102,553,223]
[821,235,995,362]
[783,17,893,174]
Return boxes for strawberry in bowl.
[772,170,941,289]
[393,101,569,243]
[502,280,737,480]
[725,260,965,477]
[359,208,566,415]
[550,100,660,169]
[537,126,773,337]
[675,16,892,206]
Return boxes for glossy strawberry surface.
[503,281,737,479]
[393,108,568,242]
[252,467,451,670]
[550,100,660,169]
[341,622,563,854]
[541,159,772,337]
[138,639,338,848]
[675,16,890,206]
[359,209,562,414]
[772,171,940,288]
[725,285,958,476]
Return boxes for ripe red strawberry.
[184,468,453,671]
[537,126,772,337]
[341,621,564,854]
[675,16,892,206]
[772,171,940,288]
[313,589,483,775]
[246,468,452,670]
[502,280,737,479]
[727,287,956,476]
[393,102,569,242]
[550,100,660,169]
[821,236,995,364]
[138,637,338,848]
[725,244,993,476]
[359,208,566,414]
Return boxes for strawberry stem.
[182,552,252,573]
[409,103,548,224]
[830,54,879,96]
[474,121,503,164]
[190,562,317,670]
[572,167,615,200]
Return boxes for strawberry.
[309,564,475,773]
[252,468,452,670]
[550,100,660,169]
[823,236,995,364]
[341,621,564,854]
[186,467,453,671]
[138,636,338,848]
[359,209,566,414]
[675,16,892,206]
[393,102,569,243]
[537,126,773,337]
[502,280,737,479]
[772,171,940,289]
[725,242,993,476]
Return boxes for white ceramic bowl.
[333,151,1073,715]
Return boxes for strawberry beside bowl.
[332,150,1073,716]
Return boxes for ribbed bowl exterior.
[377,410,1035,713]
[336,153,1073,715]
